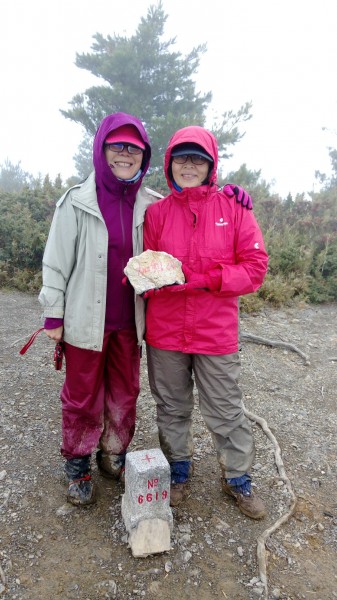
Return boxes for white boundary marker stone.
[121,448,173,557]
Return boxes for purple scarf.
[93,112,151,331]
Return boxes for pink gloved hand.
[223,184,253,210]
[143,265,222,298]
[182,264,221,291]
[182,265,212,289]
[143,285,181,299]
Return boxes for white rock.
[182,550,192,563]
[56,503,77,516]
[165,561,172,572]
[124,250,184,294]
[249,577,261,585]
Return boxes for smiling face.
[104,144,143,180]
[171,156,211,188]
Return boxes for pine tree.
[61,1,251,182]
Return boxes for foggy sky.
[1,0,336,197]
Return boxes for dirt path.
[0,291,336,600]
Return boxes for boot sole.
[67,485,96,506]
[67,494,96,507]
[237,506,266,519]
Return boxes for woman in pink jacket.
[143,125,269,519]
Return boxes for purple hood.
[93,112,151,196]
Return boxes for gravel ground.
[0,290,336,600]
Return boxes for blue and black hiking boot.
[169,460,194,507]
[65,455,95,506]
[221,473,266,519]
[96,451,126,484]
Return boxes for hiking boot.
[65,456,95,506]
[221,474,266,520]
[96,451,125,483]
[170,482,189,507]
[169,460,193,507]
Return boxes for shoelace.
[69,475,92,484]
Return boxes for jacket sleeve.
[38,193,78,317]
[218,205,268,297]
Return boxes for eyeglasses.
[104,143,143,155]
[172,154,210,165]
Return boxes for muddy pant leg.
[99,328,140,455]
[61,340,108,459]
[146,345,194,462]
[193,352,255,479]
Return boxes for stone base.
[128,518,171,557]
[121,448,173,557]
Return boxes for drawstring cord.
[19,327,64,370]
[19,327,45,355]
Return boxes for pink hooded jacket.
[143,126,268,355]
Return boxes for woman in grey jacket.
[39,112,161,506]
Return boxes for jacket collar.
[170,182,217,204]
[69,173,161,226]
[71,172,99,214]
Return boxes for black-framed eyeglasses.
[172,154,210,165]
[104,142,143,155]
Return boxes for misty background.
[1,0,336,197]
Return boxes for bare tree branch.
[244,408,297,599]
[241,332,310,365]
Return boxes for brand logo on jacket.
[215,217,228,227]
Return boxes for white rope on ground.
[244,408,297,600]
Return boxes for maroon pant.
[60,329,140,459]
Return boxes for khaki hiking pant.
[146,345,255,479]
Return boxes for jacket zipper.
[119,187,128,324]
